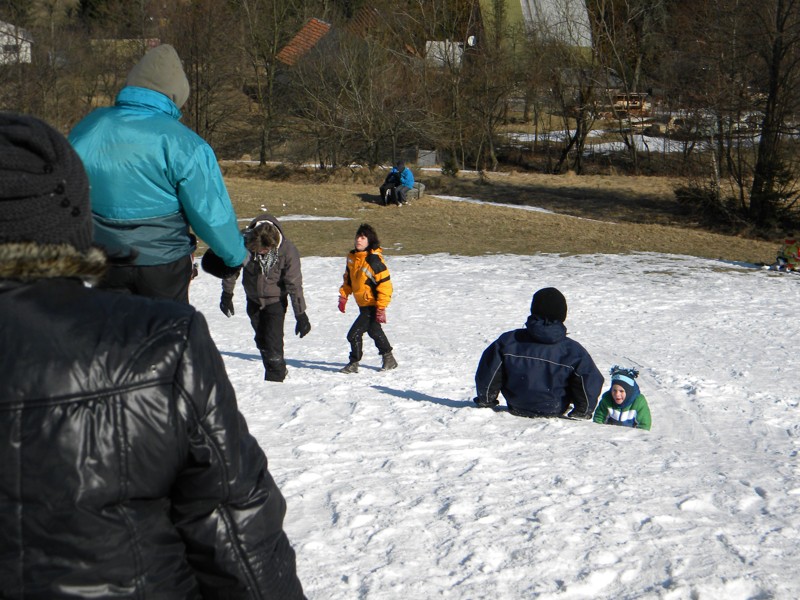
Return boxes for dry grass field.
[220,164,778,265]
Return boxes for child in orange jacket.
[338,224,397,373]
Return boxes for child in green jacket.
[593,366,652,430]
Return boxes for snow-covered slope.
[197,251,799,599]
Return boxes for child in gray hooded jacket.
[219,213,311,382]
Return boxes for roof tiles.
[276,17,332,66]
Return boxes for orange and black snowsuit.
[339,248,393,309]
[339,247,393,362]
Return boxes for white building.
[478,0,592,48]
[0,20,33,65]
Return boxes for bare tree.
[0,4,36,114]
[662,0,800,227]
[67,1,164,127]
[164,0,253,155]
[516,0,599,173]
[587,0,669,171]
[664,1,760,206]
[746,0,800,225]
[461,34,520,171]
[400,0,481,171]
[0,0,106,128]
[235,0,309,164]
[287,36,352,167]
[287,28,412,167]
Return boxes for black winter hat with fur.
[0,113,93,252]
[530,287,568,323]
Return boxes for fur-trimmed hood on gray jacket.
[222,213,307,316]
[0,242,305,598]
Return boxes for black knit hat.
[530,287,568,322]
[0,113,93,252]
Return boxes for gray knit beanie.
[126,44,190,109]
[0,113,93,252]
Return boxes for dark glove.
[220,292,234,317]
[338,296,347,313]
[295,312,311,338]
[375,308,386,323]
[202,248,242,279]
[473,396,499,408]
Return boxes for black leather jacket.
[0,266,304,598]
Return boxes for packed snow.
[194,232,799,599]
[507,129,710,155]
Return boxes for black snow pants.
[97,255,193,304]
[347,305,392,363]
[247,297,288,381]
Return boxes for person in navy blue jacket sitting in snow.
[473,287,604,419]
[379,160,415,206]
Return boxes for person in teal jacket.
[69,44,246,304]
[379,160,415,205]
[593,366,652,430]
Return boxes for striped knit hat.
[610,366,639,399]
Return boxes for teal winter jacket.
[399,167,414,188]
[69,86,246,267]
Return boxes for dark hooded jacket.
[475,315,604,418]
[0,242,304,599]
[222,214,306,317]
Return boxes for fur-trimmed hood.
[0,242,107,283]
[244,213,284,253]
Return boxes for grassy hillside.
[220,167,778,265]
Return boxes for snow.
[195,237,799,599]
[508,130,709,155]
[430,194,558,214]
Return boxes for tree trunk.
[749,0,786,226]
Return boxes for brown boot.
[339,361,359,374]
[380,352,397,371]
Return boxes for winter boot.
[265,366,288,382]
[380,352,398,371]
[339,361,359,374]
[262,351,287,382]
